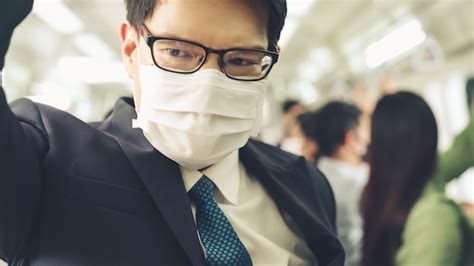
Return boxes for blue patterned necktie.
[188,175,252,266]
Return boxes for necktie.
[189,175,252,266]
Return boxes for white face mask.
[133,65,267,170]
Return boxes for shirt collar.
[180,151,240,205]
[318,157,368,183]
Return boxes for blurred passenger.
[361,91,474,266]
[280,99,306,153]
[434,107,474,197]
[297,111,320,163]
[314,101,370,266]
[282,100,306,134]
[434,77,474,220]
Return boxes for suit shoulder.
[10,98,49,134]
[10,98,90,131]
[248,139,327,174]
[247,139,301,168]
[247,139,328,179]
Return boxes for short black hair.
[313,101,362,157]
[298,111,319,141]
[124,0,287,50]
[282,99,302,113]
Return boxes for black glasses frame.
[141,25,279,81]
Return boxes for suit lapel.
[105,98,205,266]
[105,98,344,265]
[239,141,345,266]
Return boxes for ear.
[344,131,356,146]
[301,138,318,162]
[120,22,139,79]
[307,140,318,158]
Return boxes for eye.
[228,58,257,66]
[165,48,191,58]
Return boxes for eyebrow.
[144,29,267,51]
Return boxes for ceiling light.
[365,19,426,68]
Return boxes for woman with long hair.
[361,91,473,266]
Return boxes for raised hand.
[0,0,34,70]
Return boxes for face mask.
[133,65,267,170]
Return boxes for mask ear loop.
[134,27,156,112]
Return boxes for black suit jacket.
[0,88,344,266]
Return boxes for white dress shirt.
[180,151,316,265]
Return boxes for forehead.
[145,0,269,49]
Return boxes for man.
[0,0,344,265]
[313,102,370,266]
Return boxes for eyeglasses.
[141,25,279,81]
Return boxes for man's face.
[120,0,269,109]
[349,116,370,162]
